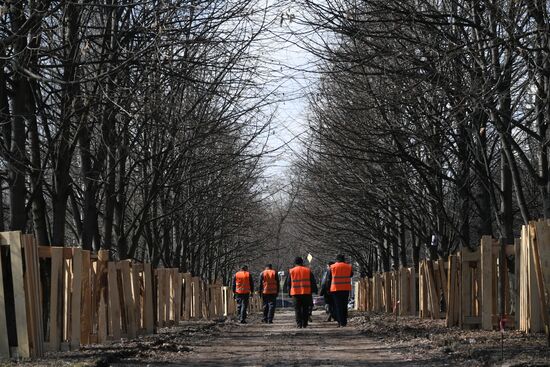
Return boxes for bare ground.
[2,310,549,367]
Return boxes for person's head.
[265,264,272,270]
[336,254,345,262]
[294,256,304,265]
[328,261,335,268]
[241,265,248,271]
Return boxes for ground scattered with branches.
[2,310,548,366]
[350,312,550,366]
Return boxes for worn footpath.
[4,310,549,366]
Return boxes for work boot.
[240,320,247,324]
[268,320,273,324]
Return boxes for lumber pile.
[0,231,238,359]
[419,259,446,319]
[354,234,528,333]
[518,221,550,334]
[449,236,515,330]
[353,269,416,316]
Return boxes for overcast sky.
[259,2,320,181]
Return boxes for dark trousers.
[332,291,350,326]
[292,294,312,328]
[324,294,336,321]
[236,294,250,322]
[262,294,277,322]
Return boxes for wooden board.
[63,257,71,342]
[418,260,429,318]
[410,268,417,316]
[81,250,92,344]
[383,272,392,313]
[49,247,64,351]
[173,271,182,323]
[532,221,550,336]
[96,250,109,343]
[130,264,141,331]
[528,224,542,332]
[182,273,192,320]
[107,262,121,340]
[480,236,493,330]
[446,255,456,327]
[21,235,43,357]
[120,261,137,338]
[514,237,521,328]
[192,277,200,319]
[4,232,30,358]
[0,241,10,357]
[143,263,154,334]
[70,248,82,348]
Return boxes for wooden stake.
[532,222,550,340]
[81,251,92,344]
[481,235,493,330]
[120,261,137,338]
[107,262,121,340]
[49,247,64,351]
[0,241,10,357]
[70,248,82,349]
[143,263,154,334]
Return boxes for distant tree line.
[292,0,549,275]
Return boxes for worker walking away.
[329,254,353,327]
[320,261,336,322]
[259,264,280,323]
[232,265,254,324]
[284,257,318,328]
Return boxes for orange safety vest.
[330,262,352,292]
[235,271,251,294]
[289,266,312,296]
[262,269,278,295]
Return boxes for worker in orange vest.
[259,264,280,323]
[328,254,353,327]
[283,257,318,328]
[232,265,254,324]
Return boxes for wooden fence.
[354,222,550,336]
[0,231,239,359]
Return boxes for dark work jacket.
[231,272,254,294]
[319,268,331,297]
[283,268,318,295]
[258,270,280,296]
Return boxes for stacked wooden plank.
[419,259,443,319]
[353,269,417,315]
[446,254,460,327]
[372,273,384,312]
[457,236,515,330]
[221,286,237,316]
[519,221,550,335]
[398,267,417,316]
[0,232,40,358]
[0,231,239,360]
[354,278,369,311]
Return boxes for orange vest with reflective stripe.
[330,262,352,292]
[235,271,251,294]
[261,269,278,294]
[289,266,312,296]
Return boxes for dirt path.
[113,310,414,367]
[12,309,549,366]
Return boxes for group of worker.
[231,254,353,328]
